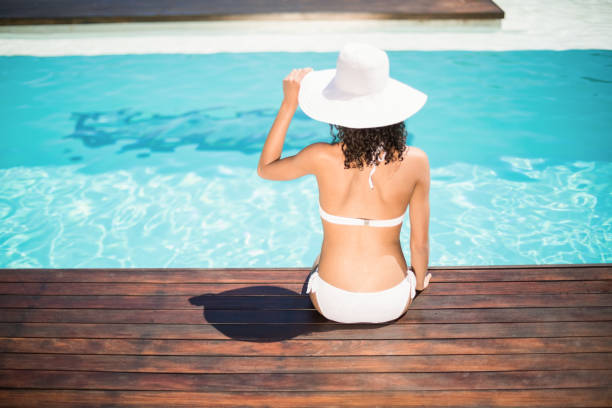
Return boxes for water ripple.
[0,157,610,268]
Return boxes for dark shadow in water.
[64,107,417,158]
[188,283,395,343]
[581,76,612,84]
[64,107,318,156]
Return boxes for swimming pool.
[0,50,610,268]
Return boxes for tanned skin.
[258,68,432,313]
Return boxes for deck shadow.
[189,285,394,342]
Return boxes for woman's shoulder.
[403,146,429,164]
[404,146,430,180]
[401,146,430,177]
[403,145,428,159]
[293,142,339,175]
[301,142,339,160]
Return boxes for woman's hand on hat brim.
[282,68,313,109]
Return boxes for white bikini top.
[318,147,405,227]
[319,204,405,227]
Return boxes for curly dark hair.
[330,122,407,169]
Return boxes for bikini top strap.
[368,148,386,190]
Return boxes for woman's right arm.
[257,68,319,181]
[408,150,431,291]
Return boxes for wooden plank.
[1,293,611,309]
[0,265,608,408]
[0,282,308,295]
[429,264,609,270]
[0,0,505,25]
[4,388,612,408]
[2,280,609,295]
[1,306,610,324]
[0,265,609,283]
[2,353,610,373]
[0,389,610,408]
[3,337,610,356]
[0,294,310,309]
[0,369,609,391]
[1,322,610,340]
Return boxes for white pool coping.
[0,0,611,55]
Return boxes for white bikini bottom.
[305,267,417,324]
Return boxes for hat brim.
[298,69,427,129]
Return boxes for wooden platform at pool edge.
[0,264,610,407]
[0,0,504,25]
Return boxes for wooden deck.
[0,264,610,407]
[0,0,504,25]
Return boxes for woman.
[257,43,432,324]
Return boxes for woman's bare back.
[315,143,428,292]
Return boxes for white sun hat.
[298,43,427,129]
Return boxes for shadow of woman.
[188,284,394,343]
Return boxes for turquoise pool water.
[0,51,611,268]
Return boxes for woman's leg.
[310,291,323,315]
[307,253,323,315]
[400,293,412,316]
[399,270,417,315]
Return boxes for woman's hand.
[257,67,315,180]
[415,272,432,291]
[282,68,313,108]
